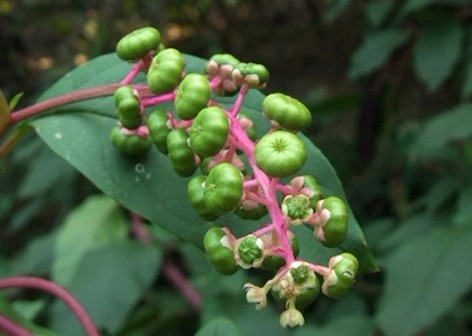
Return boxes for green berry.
[237,235,264,268]
[190,106,229,158]
[232,62,269,88]
[114,86,142,130]
[254,131,306,178]
[174,73,211,120]
[110,126,151,156]
[271,263,320,309]
[147,48,185,93]
[204,163,243,214]
[166,128,196,177]
[147,109,171,154]
[262,93,311,131]
[315,196,348,247]
[322,253,358,298]
[116,27,161,61]
[282,194,313,224]
[203,227,238,275]
[187,175,219,221]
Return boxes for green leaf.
[453,184,472,227]
[409,103,472,162]
[399,0,434,17]
[294,315,375,336]
[349,29,410,79]
[51,240,161,334]
[30,53,376,272]
[52,195,129,285]
[376,225,472,336]
[365,0,395,28]
[413,18,464,92]
[195,317,241,336]
[0,296,59,336]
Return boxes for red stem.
[0,277,99,336]
[163,259,202,309]
[0,315,33,336]
[8,84,122,125]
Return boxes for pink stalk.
[0,315,33,336]
[141,92,176,106]
[9,84,122,125]
[163,260,202,309]
[0,277,99,336]
[225,89,295,265]
[120,60,146,84]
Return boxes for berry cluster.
[112,27,359,328]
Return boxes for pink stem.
[141,92,176,107]
[120,60,146,84]
[0,315,33,336]
[163,260,202,309]
[8,83,122,125]
[0,277,99,336]
[229,84,249,117]
[276,183,297,196]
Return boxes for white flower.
[280,306,305,328]
[243,283,267,310]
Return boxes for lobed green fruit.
[237,235,263,267]
[147,48,185,93]
[187,175,219,221]
[190,106,229,158]
[114,86,142,130]
[204,163,243,214]
[232,62,269,88]
[203,227,238,275]
[271,264,320,309]
[166,129,196,177]
[316,196,348,248]
[116,27,161,61]
[322,253,358,298]
[254,131,306,178]
[110,126,151,156]
[262,93,311,131]
[174,73,211,120]
[147,109,171,154]
[282,194,312,223]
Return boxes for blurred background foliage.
[1,0,472,335]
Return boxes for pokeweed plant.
[0,27,377,333]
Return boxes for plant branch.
[0,277,99,336]
[0,315,33,336]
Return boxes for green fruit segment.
[116,27,161,61]
[203,227,238,275]
[316,196,348,248]
[262,93,311,130]
[114,86,142,130]
[110,126,151,156]
[147,109,171,154]
[166,129,196,177]
[187,175,219,221]
[254,131,306,178]
[322,253,358,298]
[174,73,211,120]
[204,163,243,214]
[147,48,185,93]
[190,106,229,158]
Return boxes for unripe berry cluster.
[112,27,359,328]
